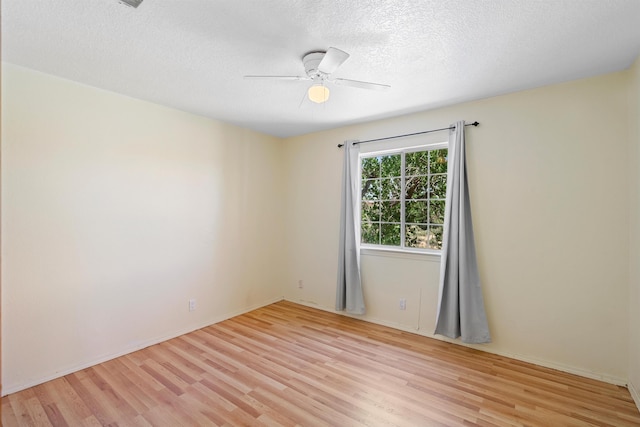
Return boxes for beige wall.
[629,56,640,407]
[2,60,637,397]
[283,71,631,384]
[1,64,286,394]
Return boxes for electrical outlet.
[189,299,196,312]
[399,298,406,310]
[298,280,303,289]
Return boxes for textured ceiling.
[2,0,640,137]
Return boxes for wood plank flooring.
[2,300,639,426]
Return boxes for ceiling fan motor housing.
[303,52,326,79]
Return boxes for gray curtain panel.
[336,141,365,315]
[434,121,491,343]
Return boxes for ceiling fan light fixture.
[308,84,330,103]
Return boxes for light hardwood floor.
[2,300,640,426]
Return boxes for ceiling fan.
[244,47,390,103]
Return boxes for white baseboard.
[630,381,640,413]
[6,296,629,397]
[2,296,284,396]
[287,298,628,387]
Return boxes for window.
[360,144,448,251]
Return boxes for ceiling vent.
[119,0,143,8]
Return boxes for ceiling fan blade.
[333,78,390,91]
[317,47,350,74]
[243,75,309,81]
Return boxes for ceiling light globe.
[308,84,330,103]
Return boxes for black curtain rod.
[337,121,480,148]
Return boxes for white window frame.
[358,142,447,256]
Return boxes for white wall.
[1,63,285,394]
[629,56,640,407]
[283,71,631,384]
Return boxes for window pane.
[406,200,427,223]
[429,174,447,199]
[406,224,428,248]
[362,201,380,222]
[381,178,401,200]
[430,149,448,174]
[405,151,429,176]
[361,157,380,179]
[380,154,401,177]
[362,179,381,200]
[381,201,401,222]
[429,200,445,224]
[428,225,444,249]
[361,222,380,244]
[405,175,428,199]
[360,147,447,252]
[380,223,401,246]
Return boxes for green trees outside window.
[360,147,447,250]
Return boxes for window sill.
[360,246,441,262]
